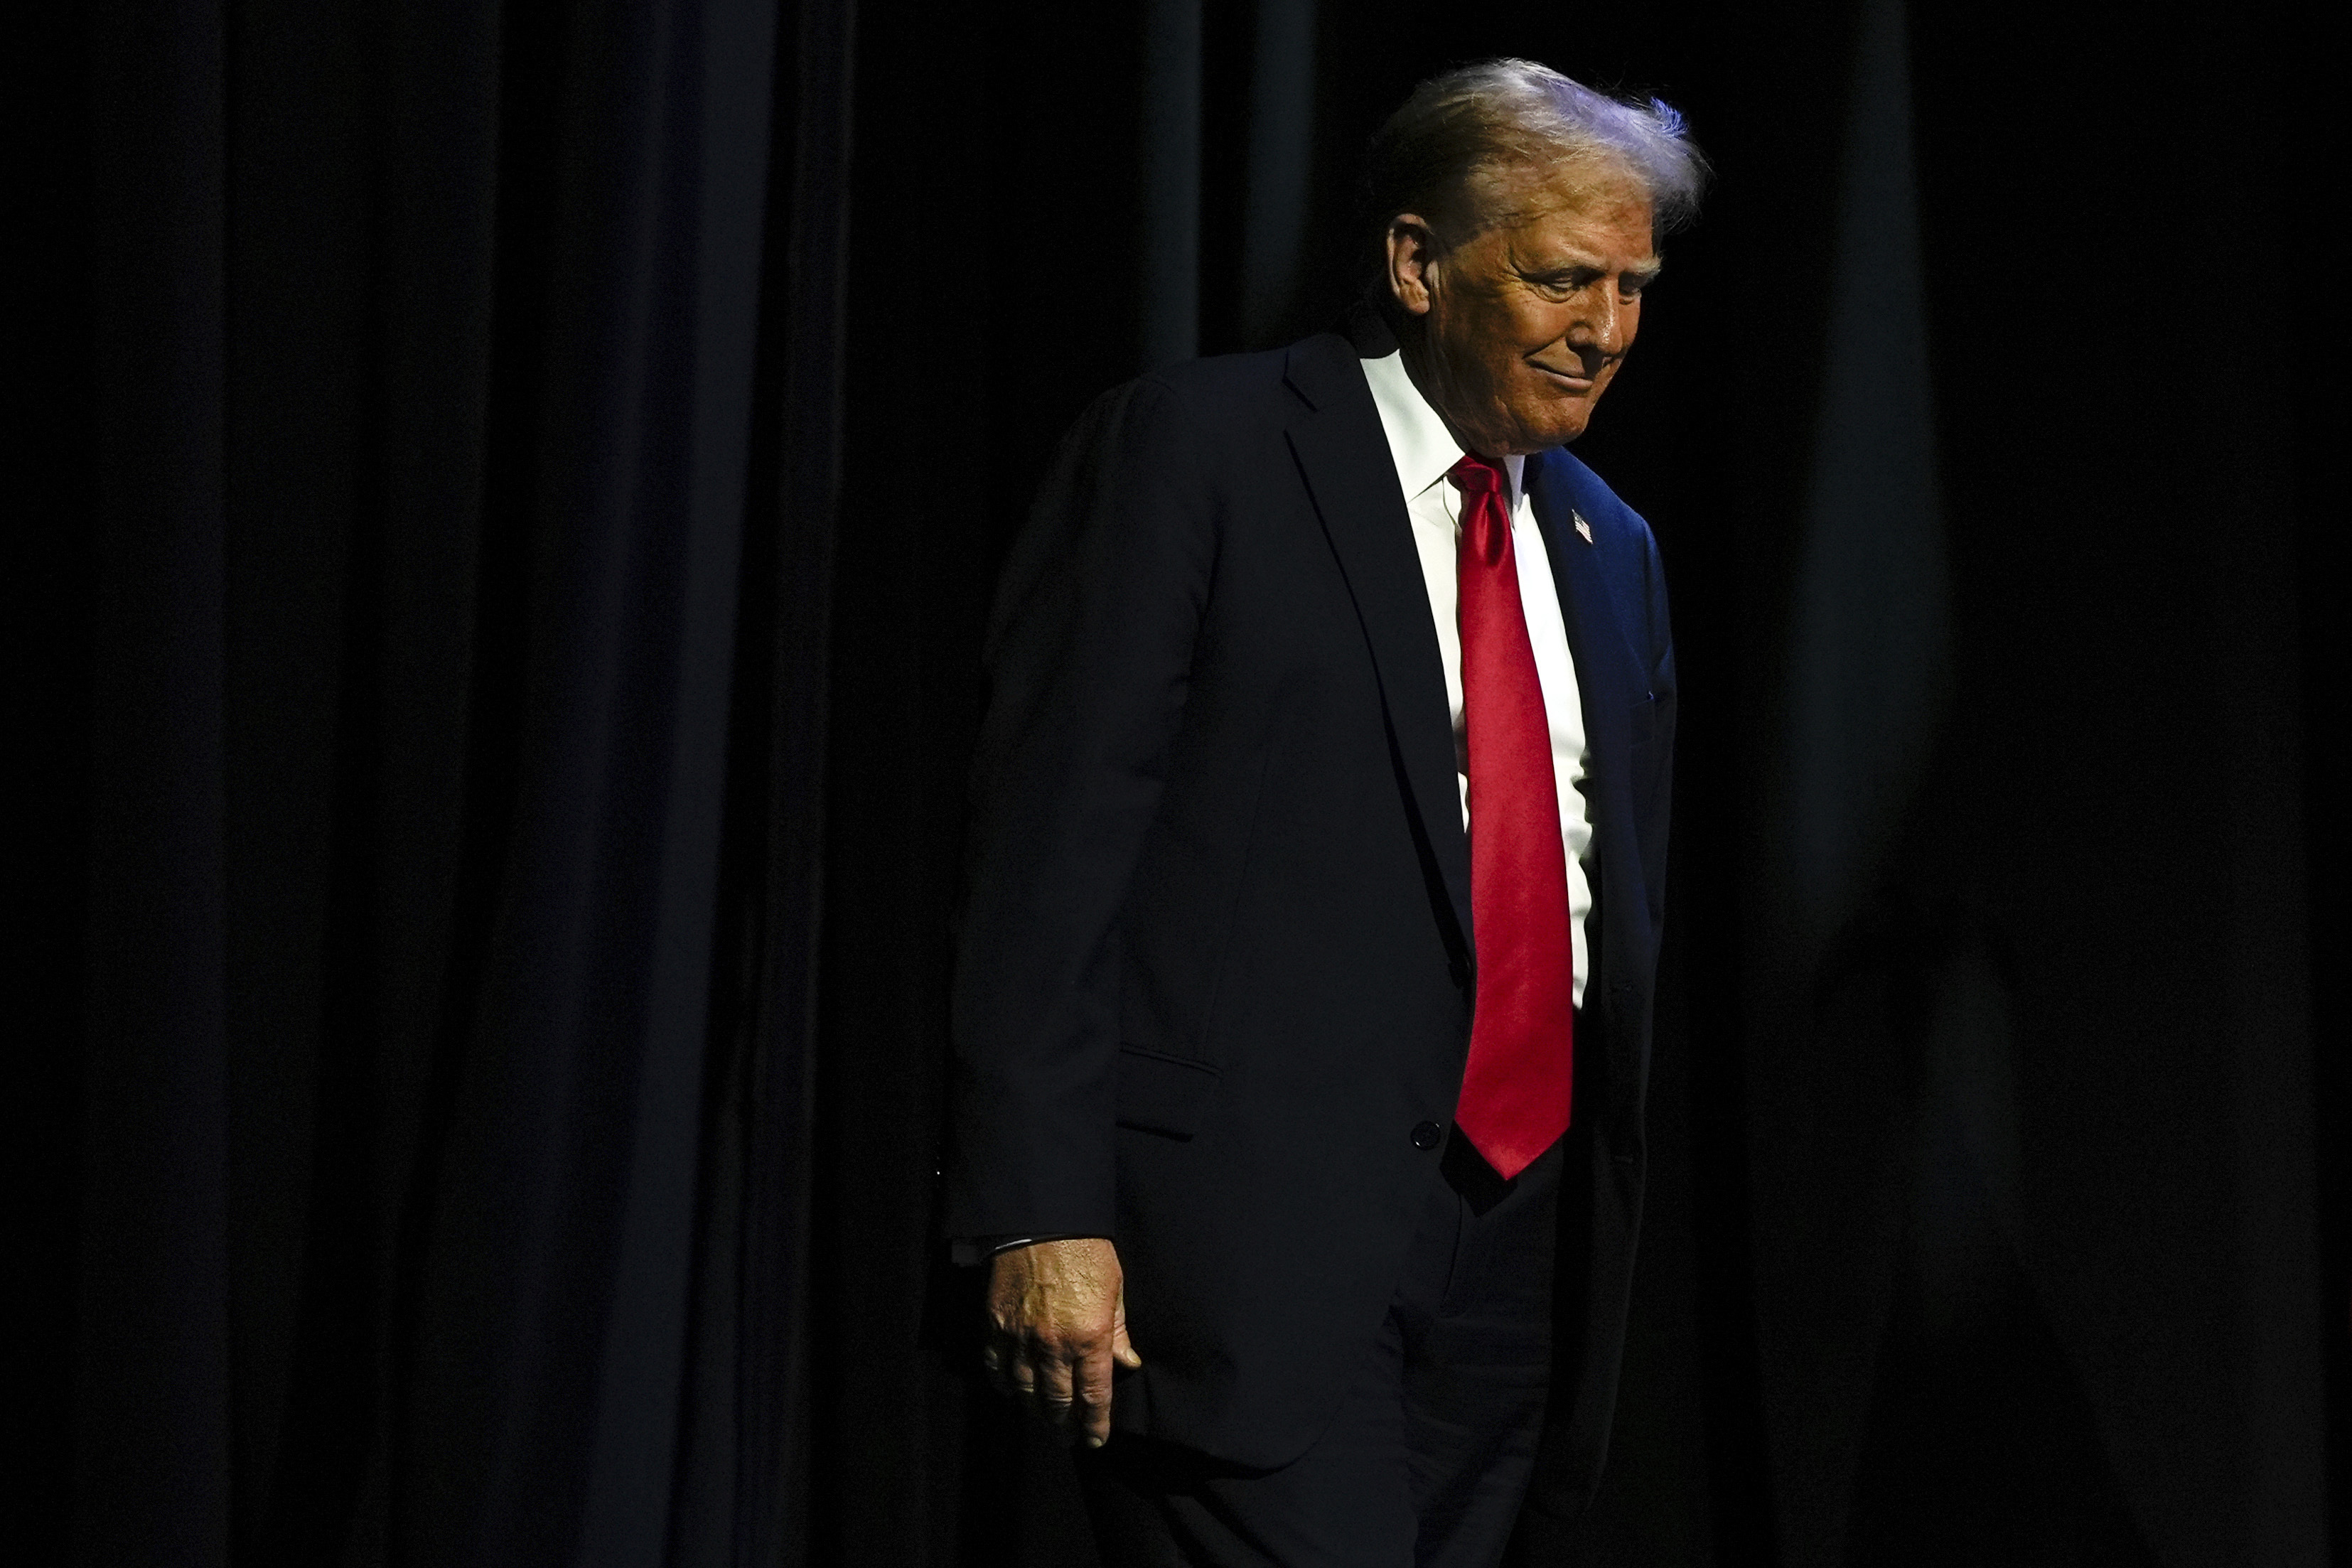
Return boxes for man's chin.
[1505,409,1594,452]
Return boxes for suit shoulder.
[1543,448,1656,559]
[1034,349,1304,483]
[1046,352,1253,453]
[1535,446,1672,656]
[1139,346,1292,399]
[1131,347,1299,437]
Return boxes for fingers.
[1037,1348,1079,1430]
[1111,1284,1142,1370]
[979,1338,1018,1397]
[984,1331,1112,1444]
[982,1331,1071,1425]
[1073,1342,1116,1447]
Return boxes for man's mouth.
[1530,362,1596,391]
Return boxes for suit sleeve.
[944,377,1216,1245]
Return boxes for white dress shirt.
[1359,350,1593,1008]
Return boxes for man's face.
[1386,161,1660,456]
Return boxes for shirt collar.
[1359,350,1525,507]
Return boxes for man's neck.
[1395,334,1508,463]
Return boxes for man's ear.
[1384,215,1439,318]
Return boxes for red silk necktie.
[1449,453,1574,1181]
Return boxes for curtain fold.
[47,0,851,1561]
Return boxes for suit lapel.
[1527,451,1642,708]
[1282,336,1473,950]
[1527,449,1637,993]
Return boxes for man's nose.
[1587,291,1626,356]
[1566,292,1626,362]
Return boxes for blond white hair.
[1363,58,1708,248]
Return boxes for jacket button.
[1411,1120,1444,1150]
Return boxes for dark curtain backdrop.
[11,0,852,1560]
[8,0,2344,1565]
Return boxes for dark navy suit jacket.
[946,316,1675,1528]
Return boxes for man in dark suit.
[945,59,1704,1565]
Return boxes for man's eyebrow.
[1523,255,1666,286]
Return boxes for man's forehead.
[1508,222,1660,273]
[1488,163,1657,257]
[1497,151,1651,210]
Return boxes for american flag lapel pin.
[1572,510,1594,545]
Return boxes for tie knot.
[1448,453,1508,499]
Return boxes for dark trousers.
[1078,1134,1563,1568]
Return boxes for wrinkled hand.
[982,1237,1142,1447]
